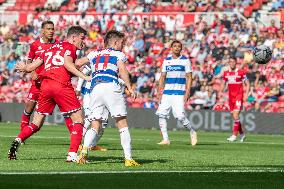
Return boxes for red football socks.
[233,120,242,136]
[20,111,31,131]
[17,123,39,142]
[64,117,73,134]
[69,123,83,153]
[238,121,244,135]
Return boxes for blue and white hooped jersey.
[87,48,127,89]
[162,55,192,95]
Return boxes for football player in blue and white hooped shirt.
[75,30,140,166]
[156,40,197,146]
[75,64,107,151]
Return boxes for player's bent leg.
[177,115,197,146]
[157,116,170,145]
[8,113,45,160]
[20,100,36,131]
[116,116,140,167]
[78,120,101,164]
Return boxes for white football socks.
[83,128,98,148]
[95,127,105,144]
[181,117,195,133]
[119,127,132,160]
[159,117,169,141]
[83,119,90,136]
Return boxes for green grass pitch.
[0,122,283,188]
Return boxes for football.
[253,45,272,64]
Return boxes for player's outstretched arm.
[64,56,91,81]
[75,57,89,69]
[15,57,43,73]
[117,60,136,98]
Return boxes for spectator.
[188,85,209,110]
[165,16,175,35]
[136,71,149,92]
[143,97,156,109]
[6,54,17,72]
[133,33,145,57]
[204,86,217,109]
[78,0,89,12]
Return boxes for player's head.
[171,40,182,56]
[228,57,237,70]
[67,26,87,49]
[41,21,55,41]
[104,30,125,51]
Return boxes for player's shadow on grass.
[87,156,169,165]
[193,143,219,146]
[26,143,70,146]
[87,156,125,164]
[21,157,66,161]
[136,158,169,164]
[104,147,164,151]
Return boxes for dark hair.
[170,40,182,48]
[229,56,237,61]
[104,30,125,46]
[41,21,54,29]
[67,26,87,38]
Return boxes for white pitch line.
[0,169,283,175]
[1,135,284,146]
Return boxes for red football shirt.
[28,38,57,74]
[39,41,77,86]
[223,69,247,98]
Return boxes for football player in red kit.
[220,57,250,142]
[9,26,90,162]
[21,21,73,134]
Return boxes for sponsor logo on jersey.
[166,65,185,71]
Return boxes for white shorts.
[83,93,91,116]
[156,95,185,119]
[88,82,127,121]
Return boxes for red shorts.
[36,79,81,115]
[27,81,41,102]
[229,95,243,112]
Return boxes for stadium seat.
[278,95,284,102]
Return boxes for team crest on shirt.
[236,100,241,108]
[38,46,42,50]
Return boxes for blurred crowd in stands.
[0,0,283,113]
